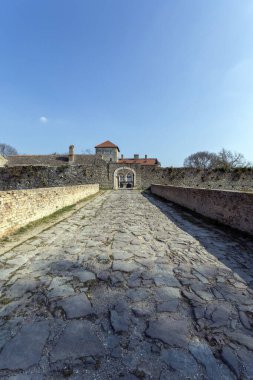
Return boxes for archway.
[114,167,136,189]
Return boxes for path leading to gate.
[0,190,253,379]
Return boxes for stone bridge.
[0,190,253,379]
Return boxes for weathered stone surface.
[146,318,189,348]
[112,261,140,273]
[72,270,96,282]
[153,273,180,287]
[225,331,253,350]
[113,251,133,260]
[57,294,92,319]
[132,307,151,317]
[161,348,199,378]
[48,284,75,298]
[221,346,241,378]
[0,321,49,370]
[1,190,253,378]
[110,310,129,333]
[157,300,179,312]
[236,346,253,379]
[50,320,105,362]
[126,288,149,302]
[189,341,225,380]
[7,279,38,298]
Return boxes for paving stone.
[128,277,141,288]
[157,300,179,312]
[239,310,251,329]
[57,294,92,319]
[236,346,253,379]
[97,270,110,281]
[112,261,140,273]
[72,270,96,282]
[50,260,74,272]
[189,340,229,380]
[211,305,231,327]
[51,320,105,362]
[7,278,38,298]
[225,331,253,350]
[161,348,200,378]
[107,334,120,349]
[155,287,181,301]
[48,284,75,298]
[132,307,151,317]
[153,273,181,287]
[0,321,49,370]
[126,288,150,302]
[113,251,134,260]
[110,310,129,333]
[49,276,69,289]
[221,346,241,378]
[146,318,189,348]
[110,271,125,285]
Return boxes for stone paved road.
[0,190,253,379]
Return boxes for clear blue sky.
[0,0,253,166]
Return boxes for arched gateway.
[114,167,136,189]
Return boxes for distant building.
[3,140,160,190]
[95,140,160,166]
[95,140,120,162]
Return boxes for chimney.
[121,154,124,159]
[134,154,139,159]
[145,154,147,159]
[69,145,75,163]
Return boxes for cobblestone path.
[0,190,253,379]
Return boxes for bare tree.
[81,148,94,155]
[183,151,217,169]
[0,143,18,157]
[216,148,251,169]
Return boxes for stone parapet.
[0,184,99,238]
[151,184,253,236]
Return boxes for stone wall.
[0,184,99,238]
[140,167,253,192]
[0,160,111,190]
[151,184,253,236]
[0,161,253,192]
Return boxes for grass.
[0,190,103,243]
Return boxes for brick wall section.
[0,184,99,238]
[151,184,253,236]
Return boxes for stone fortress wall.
[0,184,99,238]
[0,160,253,192]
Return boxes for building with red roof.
[95,140,159,166]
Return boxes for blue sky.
[0,0,253,166]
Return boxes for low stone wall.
[0,184,99,238]
[151,184,253,236]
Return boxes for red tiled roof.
[95,140,120,151]
[118,158,158,166]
